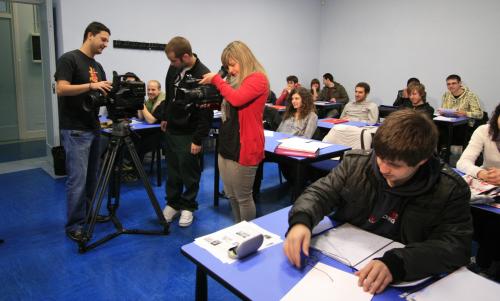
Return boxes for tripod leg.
[81,136,123,245]
[124,136,168,230]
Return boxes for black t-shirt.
[54,49,106,130]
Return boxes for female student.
[277,87,318,138]
[457,103,500,280]
[457,103,500,184]
[310,78,321,101]
[200,41,269,223]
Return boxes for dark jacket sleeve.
[335,83,349,105]
[393,90,404,106]
[192,108,213,146]
[383,182,472,281]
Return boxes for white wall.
[320,0,500,115]
[55,0,322,94]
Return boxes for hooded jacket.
[288,150,472,282]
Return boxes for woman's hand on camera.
[199,73,217,85]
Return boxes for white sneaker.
[163,206,180,223]
[179,210,193,227]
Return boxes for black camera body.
[176,66,228,108]
[84,71,145,121]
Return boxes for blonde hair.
[221,41,268,88]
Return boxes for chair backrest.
[322,124,377,150]
[263,106,282,131]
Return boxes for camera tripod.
[78,119,169,253]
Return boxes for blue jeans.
[61,129,101,232]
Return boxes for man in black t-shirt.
[54,21,112,242]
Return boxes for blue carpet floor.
[0,152,292,300]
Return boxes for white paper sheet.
[311,223,393,267]
[193,221,282,264]
[355,241,405,270]
[406,267,500,301]
[264,130,274,137]
[277,137,332,151]
[280,262,373,301]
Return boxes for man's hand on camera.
[191,143,202,155]
[199,73,217,85]
[91,81,112,95]
[160,121,168,132]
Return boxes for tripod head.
[110,118,133,137]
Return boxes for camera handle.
[78,120,169,253]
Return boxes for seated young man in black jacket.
[283,110,472,294]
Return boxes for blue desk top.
[265,131,351,160]
[181,207,417,300]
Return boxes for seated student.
[457,103,500,183]
[340,82,379,124]
[310,78,321,101]
[276,75,300,106]
[317,73,349,117]
[399,83,434,119]
[284,110,472,294]
[438,74,484,154]
[440,74,483,125]
[138,80,165,124]
[457,103,500,280]
[277,87,318,138]
[393,77,420,107]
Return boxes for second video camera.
[177,66,228,107]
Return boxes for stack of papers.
[276,137,331,154]
[463,174,500,204]
[194,221,282,264]
[433,115,456,122]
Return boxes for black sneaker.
[66,229,83,242]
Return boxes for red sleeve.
[211,73,268,107]
[275,89,289,105]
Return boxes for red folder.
[322,118,348,124]
[271,105,286,110]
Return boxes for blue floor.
[0,151,291,300]
[0,139,47,163]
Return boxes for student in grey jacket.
[277,87,318,138]
[284,110,472,294]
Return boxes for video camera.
[83,71,145,121]
[176,66,228,108]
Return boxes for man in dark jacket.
[160,36,213,227]
[284,110,472,294]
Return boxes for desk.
[181,207,418,301]
[433,116,469,163]
[314,101,342,118]
[213,131,351,206]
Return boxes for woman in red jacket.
[200,41,269,222]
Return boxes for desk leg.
[195,266,208,301]
[445,126,453,164]
[291,163,305,202]
[213,140,220,207]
